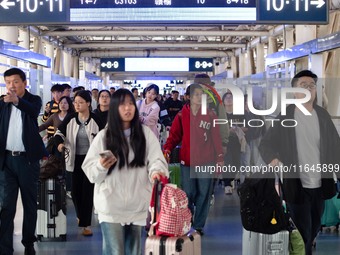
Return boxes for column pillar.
[0,26,19,68]
[295,25,317,45]
[256,43,265,73]
[267,37,278,55]
[239,53,245,77]
[72,56,79,79]
[63,52,72,77]
[231,56,238,78]
[284,29,295,48]
[18,29,30,49]
[247,48,255,75]
[54,48,61,74]
[45,43,54,71]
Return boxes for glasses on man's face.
[298,82,316,90]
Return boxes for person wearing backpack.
[82,89,168,255]
[163,84,224,236]
[259,70,340,255]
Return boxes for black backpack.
[237,172,289,234]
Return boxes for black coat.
[259,104,340,203]
[0,90,47,169]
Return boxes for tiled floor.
[12,184,340,255]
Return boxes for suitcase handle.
[50,200,58,218]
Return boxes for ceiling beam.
[80,50,232,58]
[65,42,246,49]
[43,30,269,37]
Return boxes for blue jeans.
[180,164,213,230]
[100,222,142,255]
[287,188,325,255]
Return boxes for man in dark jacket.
[0,68,47,255]
[259,70,340,255]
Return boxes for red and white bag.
[148,177,192,237]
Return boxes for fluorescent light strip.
[70,8,256,22]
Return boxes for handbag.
[40,148,68,179]
[40,154,63,179]
[289,219,305,255]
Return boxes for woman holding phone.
[82,89,168,255]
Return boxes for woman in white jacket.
[55,90,104,236]
[82,89,168,255]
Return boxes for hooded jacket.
[164,104,223,166]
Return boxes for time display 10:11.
[16,0,64,13]
[267,0,316,11]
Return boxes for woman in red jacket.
[163,84,224,235]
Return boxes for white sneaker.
[66,191,72,199]
[210,194,215,206]
[225,186,233,195]
[330,225,337,233]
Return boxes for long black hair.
[106,89,146,173]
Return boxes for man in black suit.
[0,68,47,255]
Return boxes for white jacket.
[54,113,103,172]
[82,126,169,224]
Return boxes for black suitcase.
[36,177,67,241]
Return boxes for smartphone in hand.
[99,150,114,159]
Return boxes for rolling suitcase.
[36,177,67,241]
[145,231,201,255]
[242,228,289,255]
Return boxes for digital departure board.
[100,57,215,72]
[70,0,257,23]
[0,0,328,24]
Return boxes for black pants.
[0,154,39,255]
[223,136,241,186]
[72,155,94,227]
[287,188,325,255]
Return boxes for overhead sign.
[70,0,257,23]
[189,58,214,72]
[100,58,125,72]
[0,0,69,24]
[100,57,215,72]
[257,0,328,23]
[0,0,327,24]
